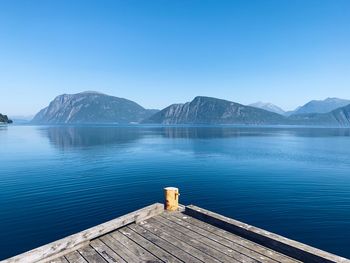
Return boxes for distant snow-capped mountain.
[249,102,285,115]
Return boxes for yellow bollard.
[164,187,180,211]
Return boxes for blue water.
[1,125,350,259]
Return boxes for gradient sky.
[1,0,350,116]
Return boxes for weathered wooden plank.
[128,224,202,263]
[185,205,350,263]
[156,217,251,262]
[78,246,106,263]
[90,239,125,263]
[150,216,255,263]
[119,225,182,263]
[48,257,69,263]
[100,235,140,262]
[3,203,163,263]
[171,211,300,263]
[65,251,88,263]
[109,230,161,262]
[165,212,291,263]
[139,218,231,263]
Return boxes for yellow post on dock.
[164,187,179,211]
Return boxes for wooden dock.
[3,203,349,263]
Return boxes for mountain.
[0,114,12,123]
[30,92,350,126]
[32,91,158,124]
[291,98,350,115]
[143,96,288,125]
[249,102,285,115]
[290,104,350,126]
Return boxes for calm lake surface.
[1,125,350,259]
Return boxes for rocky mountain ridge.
[30,92,350,126]
[32,92,158,124]
[143,96,288,125]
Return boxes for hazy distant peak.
[306,97,349,104]
[249,101,285,115]
[324,97,346,102]
[78,91,105,95]
[292,97,350,115]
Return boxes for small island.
[0,114,13,124]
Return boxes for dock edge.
[2,203,164,263]
[185,204,350,263]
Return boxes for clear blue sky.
[1,0,349,116]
